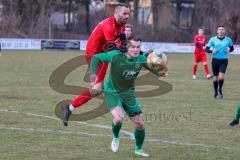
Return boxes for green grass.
[0,50,240,160]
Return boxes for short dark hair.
[128,37,141,42]
[217,25,225,29]
[198,27,204,30]
[127,37,141,47]
[125,24,133,30]
[116,3,129,8]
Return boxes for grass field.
[0,50,240,160]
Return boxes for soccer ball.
[147,51,168,71]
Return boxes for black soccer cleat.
[218,91,223,99]
[214,93,220,99]
[62,105,72,126]
[228,119,239,127]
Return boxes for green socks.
[234,105,240,122]
[134,128,145,150]
[112,121,122,138]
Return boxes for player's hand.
[212,49,218,54]
[226,48,230,54]
[90,74,98,86]
[158,67,168,78]
[159,72,168,77]
[159,71,168,77]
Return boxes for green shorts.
[104,90,142,117]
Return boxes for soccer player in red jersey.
[192,28,212,79]
[62,4,130,126]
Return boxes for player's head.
[125,24,133,39]
[114,3,130,24]
[198,27,204,36]
[126,37,141,58]
[217,25,225,37]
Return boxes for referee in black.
[205,26,234,99]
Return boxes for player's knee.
[135,122,144,130]
[113,115,124,125]
[213,76,218,81]
[218,74,225,80]
[89,84,103,96]
[133,118,144,130]
[89,88,102,97]
[218,76,224,80]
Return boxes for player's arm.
[90,50,119,74]
[118,31,128,52]
[205,38,216,53]
[89,50,120,85]
[227,38,234,53]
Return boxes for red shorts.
[85,55,108,83]
[194,52,207,63]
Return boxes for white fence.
[0,39,41,50]
[1,38,240,54]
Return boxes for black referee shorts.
[211,58,228,76]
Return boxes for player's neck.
[217,35,225,39]
[126,53,136,60]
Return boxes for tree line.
[0,0,240,43]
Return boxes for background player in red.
[192,28,212,79]
[62,4,130,126]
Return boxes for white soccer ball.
[147,51,168,71]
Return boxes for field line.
[0,109,239,151]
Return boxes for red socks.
[71,89,92,108]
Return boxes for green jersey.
[90,50,159,92]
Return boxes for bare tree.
[151,0,159,31]
[133,0,139,22]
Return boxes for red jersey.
[194,35,206,53]
[85,16,125,60]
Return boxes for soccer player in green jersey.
[228,104,240,127]
[90,37,167,157]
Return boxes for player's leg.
[62,61,108,126]
[192,62,198,79]
[218,59,228,98]
[201,53,212,79]
[130,113,149,157]
[212,59,220,99]
[122,92,149,157]
[105,91,124,153]
[110,106,125,153]
[192,53,199,79]
[229,104,240,127]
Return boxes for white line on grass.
[0,109,239,151]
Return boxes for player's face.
[125,27,132,39]
[127,40,141,58]
[116,7,130,24]
[217,27,225,37]
[198,29,204,36]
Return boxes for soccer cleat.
[134,149,150,157]
[192,75,196,80]
[206,74,213,79]
[111,137,120,153]
[228,119,239,127]
[218,91,223,99]
[62,105,72,126]
[214,93,220,99]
